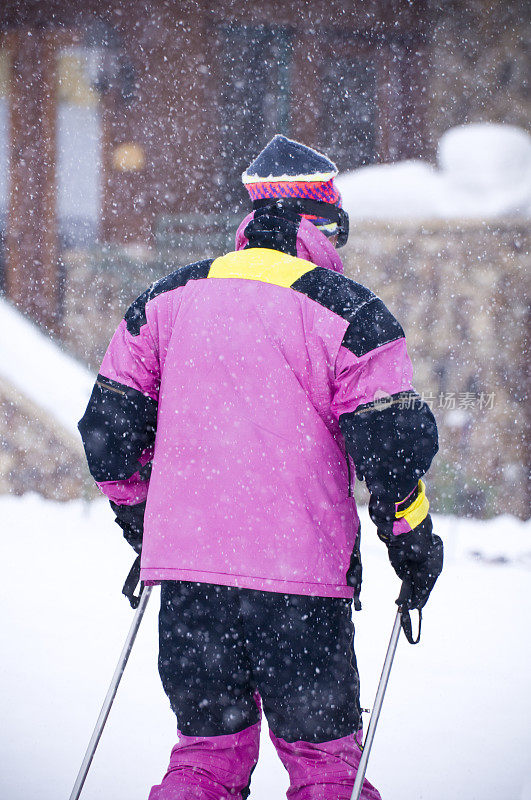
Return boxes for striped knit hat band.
[245,177,342,207]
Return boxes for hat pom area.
[242,134,339,185]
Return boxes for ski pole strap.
[396,580,422,644]
[122,555,143,609]
[399,607,422,644]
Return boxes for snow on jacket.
[79,208,437,598]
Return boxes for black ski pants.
[158,580,361,744]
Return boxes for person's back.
[79,136,443,800]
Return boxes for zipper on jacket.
[96,379,127,396]
[346,454,353,498]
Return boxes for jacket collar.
[235,211,344,274]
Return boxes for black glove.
[110,500,146,555]
[383,515,443,610]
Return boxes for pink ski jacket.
[79,213,420,598]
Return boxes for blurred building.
[0,0,529,516]
[0,0,527,327]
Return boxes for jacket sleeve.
[331,294,438,534]
[78,299,160,506]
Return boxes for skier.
[79,134,443,800]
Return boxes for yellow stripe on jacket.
[208,248,313,288]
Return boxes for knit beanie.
[242,135,344,238]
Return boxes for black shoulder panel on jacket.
[291,268,404,357]
[339,391,439,501]
[291,268,374,321]
[342,297,404,357]
[125,259,213,336]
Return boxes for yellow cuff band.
[395,479,430,529]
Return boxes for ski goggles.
[252,197,350,248]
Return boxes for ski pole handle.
[396,580,422,645]
[122,555,142,608]
[396,579,412,607]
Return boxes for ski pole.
[69,583,153,800]
[351,582,419,800]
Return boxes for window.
[316,31,426,171]
[56,46,102,247]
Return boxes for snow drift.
[0,298,94,438]
[337,123,531,220]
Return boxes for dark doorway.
[219,24,293,212]
[320,56,377,171]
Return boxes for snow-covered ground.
[1,495,530,800]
